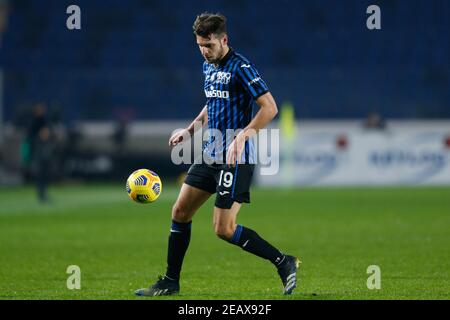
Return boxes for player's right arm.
[169,106,208,146]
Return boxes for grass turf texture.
[0,184,449,300]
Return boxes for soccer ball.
[126,169,162,203]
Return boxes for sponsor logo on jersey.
[209,71,231,84]
[205,84,230,99]
[248,77,261,86]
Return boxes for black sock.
[165,220,192,280]
[229,225,286,268]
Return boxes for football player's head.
[193,12,228,64]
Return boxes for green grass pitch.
[0,184,449,300]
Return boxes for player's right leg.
[165,183,212,280]
[135,171,213,297]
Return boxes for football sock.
[165,220,192,280]
[229,225,286,268]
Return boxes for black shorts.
[184,163,255,209]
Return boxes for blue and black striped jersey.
[202,48,270,164]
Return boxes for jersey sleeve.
[235,63,270,100]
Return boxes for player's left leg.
[213,164,300,295]
[213,203,301,295]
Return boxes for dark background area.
[1,0,449,125]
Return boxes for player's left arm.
[226,92,278,165]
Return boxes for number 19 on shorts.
[219,170,233,188]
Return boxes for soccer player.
[135,12,300,296]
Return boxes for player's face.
[196,34,227,64]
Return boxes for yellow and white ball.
[126,169,162,203]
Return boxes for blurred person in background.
[113,118,128,156]
[26,103,55,203]
[363,112,386,130]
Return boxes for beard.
[206,44,225,64]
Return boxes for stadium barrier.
[1,121,449,186]
[258,120,450,186]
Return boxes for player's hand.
[169,128,190,146]
[226,132,246,166]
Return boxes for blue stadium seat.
[2,0,450,121]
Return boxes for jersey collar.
[217,47,234,68]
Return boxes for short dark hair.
[192,12,227,38]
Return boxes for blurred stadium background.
[0,0,449,299]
